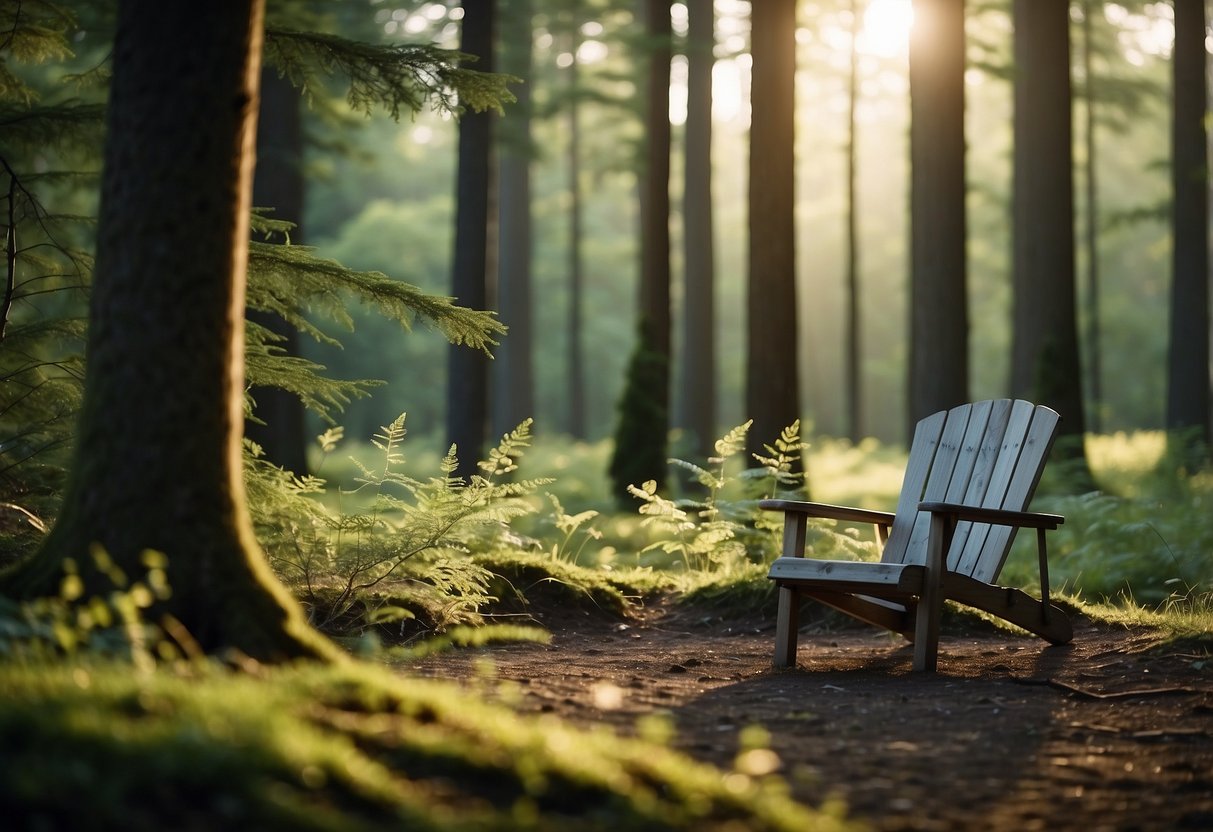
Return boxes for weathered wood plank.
[954,399,1035,577]
[971,404,1060,583]
[942,572,1073,644]
[806,590,913,636]
[947,399,1012,571]
[769,558,923,596]
[881,409,947,565]
[904,403,973,566]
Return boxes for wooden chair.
[760,399,1073,672]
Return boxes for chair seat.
[768,557,926,598]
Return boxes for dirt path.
[407,602,1213,831]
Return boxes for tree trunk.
[609,0,671,496]
[908,0,967,437]
[679,0,716,458]
[845,0,865,442]
[746,0,799,460]
[1167,0,1211,468]
[448,0,495,477]
[567,25,587,440]
[493,0,535,440]
[1010,0,1090,477]
[247,67,309,474]
[1080,0,1103,436]
[5,0,333,661]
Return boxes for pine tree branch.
[263,26,516,119]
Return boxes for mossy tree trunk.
[3,0,334,662]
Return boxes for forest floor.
[409,597,1213,831]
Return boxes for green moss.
[474,550,635,617]
[0,658,857,831]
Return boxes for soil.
[409,599,1213,831]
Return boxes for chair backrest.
[880,400,1059,583]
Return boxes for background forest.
[1,1,1211,828]
[305,0,1173,446]
[2,0,1210,613]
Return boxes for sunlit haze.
[858,0,914,58]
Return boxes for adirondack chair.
[760,399,1073,672]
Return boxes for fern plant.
[251,416,554,636]
[544,494,602,564]
[628,420,866,573]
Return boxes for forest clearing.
[412,597,1213,832]
[3,1,1212,830]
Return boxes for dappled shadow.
[670,635,1066,830]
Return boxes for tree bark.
[639,0,672,406]
[448,0,495,477]
[493,0,535,440]
[567,23,587,440]
[1080,0,1103,436]
[908,0,967,437]
[609,0,671,495]
[1166,0,1211,467]
[247,67,309,474]
[679,0,716,457]
[845,0,864,442]
[746,0,800,460]
[5,0,333,661]
[1010,0,1090,475]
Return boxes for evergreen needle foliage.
[608,321,669,508]
[264,26,517,119]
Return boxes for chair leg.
[773,585,800,667]
[913,512,950,672]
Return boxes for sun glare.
[858,0,914,58]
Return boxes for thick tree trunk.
[5,0,333,661]
[1011,0,1090,476]
[493,0,535,440]
[908,0,967,437]
[746,0,799,460]
[1166,0,1211,468]
[247,67,309,474]
[679,0,717,458]
[448,0,495,477]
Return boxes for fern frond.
[712,420,752,462]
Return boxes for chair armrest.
[759,499,895,527]
[917,501,1064,530]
